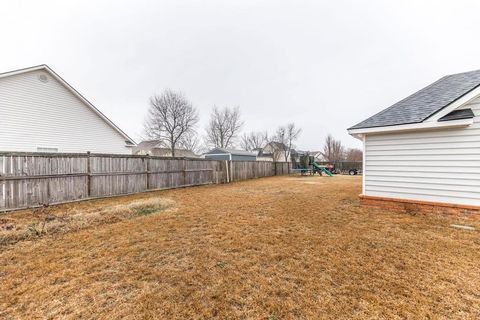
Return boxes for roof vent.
[438,108,475,122]
[38,74,49,83]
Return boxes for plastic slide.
[312,162,333,177]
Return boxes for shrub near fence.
[0,152,290,212]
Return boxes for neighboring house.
[133,140,197,157]
[0,65,135,154]
[253,148,273,162]
[348,69,480,213]
[204,148,257,161]
[262,142,290,162]
[311,151,325,162]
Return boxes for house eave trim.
[347,118,473,136]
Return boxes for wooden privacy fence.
[274,162,290,176]
[315,161,362,173]
[0,152,291,212]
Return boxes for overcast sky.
[2,0,480,150]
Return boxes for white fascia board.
[0,65,47,79]
[425,86,480,122]
[350,133,364,141]
[347,118,473,136]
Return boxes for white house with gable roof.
[349,69,480,211]
[0,65,135,154]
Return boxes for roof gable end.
[0,64,136,145]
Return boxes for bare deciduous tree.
[240,131,269,151]
[274,123,302,161]
[345,148,362,162]
[205,106,244,148]
[144,89,199,157]
[178,131,202,155]
[322,134,345,162]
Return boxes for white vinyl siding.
[364,96,480,206]
[0,70,131,154]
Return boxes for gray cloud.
[2,0,480,150]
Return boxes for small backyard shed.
[348,69,480,215]
[204,148,257,161]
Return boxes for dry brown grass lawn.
[1,175,479,319]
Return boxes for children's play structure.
[290,153,333,176]
[312,162,334,176]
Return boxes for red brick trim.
[359,194,480,219]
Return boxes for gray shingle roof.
[349,69,480,129]
[205,148,257,156]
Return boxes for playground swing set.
[290,154,333,176]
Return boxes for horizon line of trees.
[143,89,361,161]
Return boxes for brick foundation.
[359,195,480,220]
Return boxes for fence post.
[224,160,229,183]
[86,151,91,197]
[144,155,150,190]
[183,158,187,186]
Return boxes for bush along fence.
[0,152,291,212]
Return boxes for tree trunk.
[171,136,175,157]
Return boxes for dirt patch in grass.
[0,198,175,246]
[0,175,479,319]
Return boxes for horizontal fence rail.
[0,152,291,212]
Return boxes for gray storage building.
[204,148,257,161]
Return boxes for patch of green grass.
[127,198,175,218]
[27,223,40,235]
[133,206,159,217]
[268,313,279,320]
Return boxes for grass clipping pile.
[0,198,175,246]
